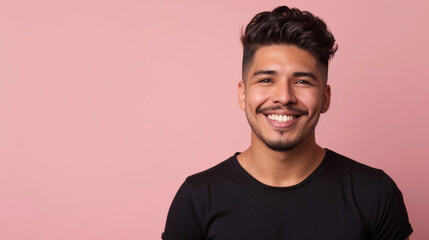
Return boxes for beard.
[252,128,298,152]
[245,108,318,152]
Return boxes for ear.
[321,84,331,113]
[238,81,246,110]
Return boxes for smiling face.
[239,44,331,152]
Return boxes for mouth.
[262,113,303,129]
[256,106,307,128]
[266,114,297,123]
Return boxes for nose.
[272,81,297,105]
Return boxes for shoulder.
[326,149,395,202]
[326,149,385,185]
[162,156,240,240]
[326,150,413,239]
[325,150,388,218]
[183,154,240,195]
[186,154,238,184]
[327,150,407,199]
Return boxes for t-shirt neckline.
[230,148,332,192]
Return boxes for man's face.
[239,44,331,151]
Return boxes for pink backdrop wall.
[1,0,428,239]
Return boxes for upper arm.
[162,180,204,240]
[368,173,413,240]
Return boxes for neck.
[237,132,325,187]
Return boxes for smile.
[267,114,296,122]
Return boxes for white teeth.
[267,114,296,122]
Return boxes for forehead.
[246,44,325,80]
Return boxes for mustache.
[256,105,308,115]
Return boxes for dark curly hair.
[241,6,338,79]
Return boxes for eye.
[258,78,272,83]
[296,79,310,85]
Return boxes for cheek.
[297,90,322,112]
[246,87,271,108]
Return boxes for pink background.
[1,0,428,239]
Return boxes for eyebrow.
[252,70,318,81]
[252,70,277,77]
[292,72,318,81]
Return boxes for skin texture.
[237,44,331,187]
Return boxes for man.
[162,6,412,240]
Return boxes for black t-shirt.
[162,149,412,240]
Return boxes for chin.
[263,139,298,152]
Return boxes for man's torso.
[162,149,412,240]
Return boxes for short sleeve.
[162,180,204,240]
[368,172,413,240]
